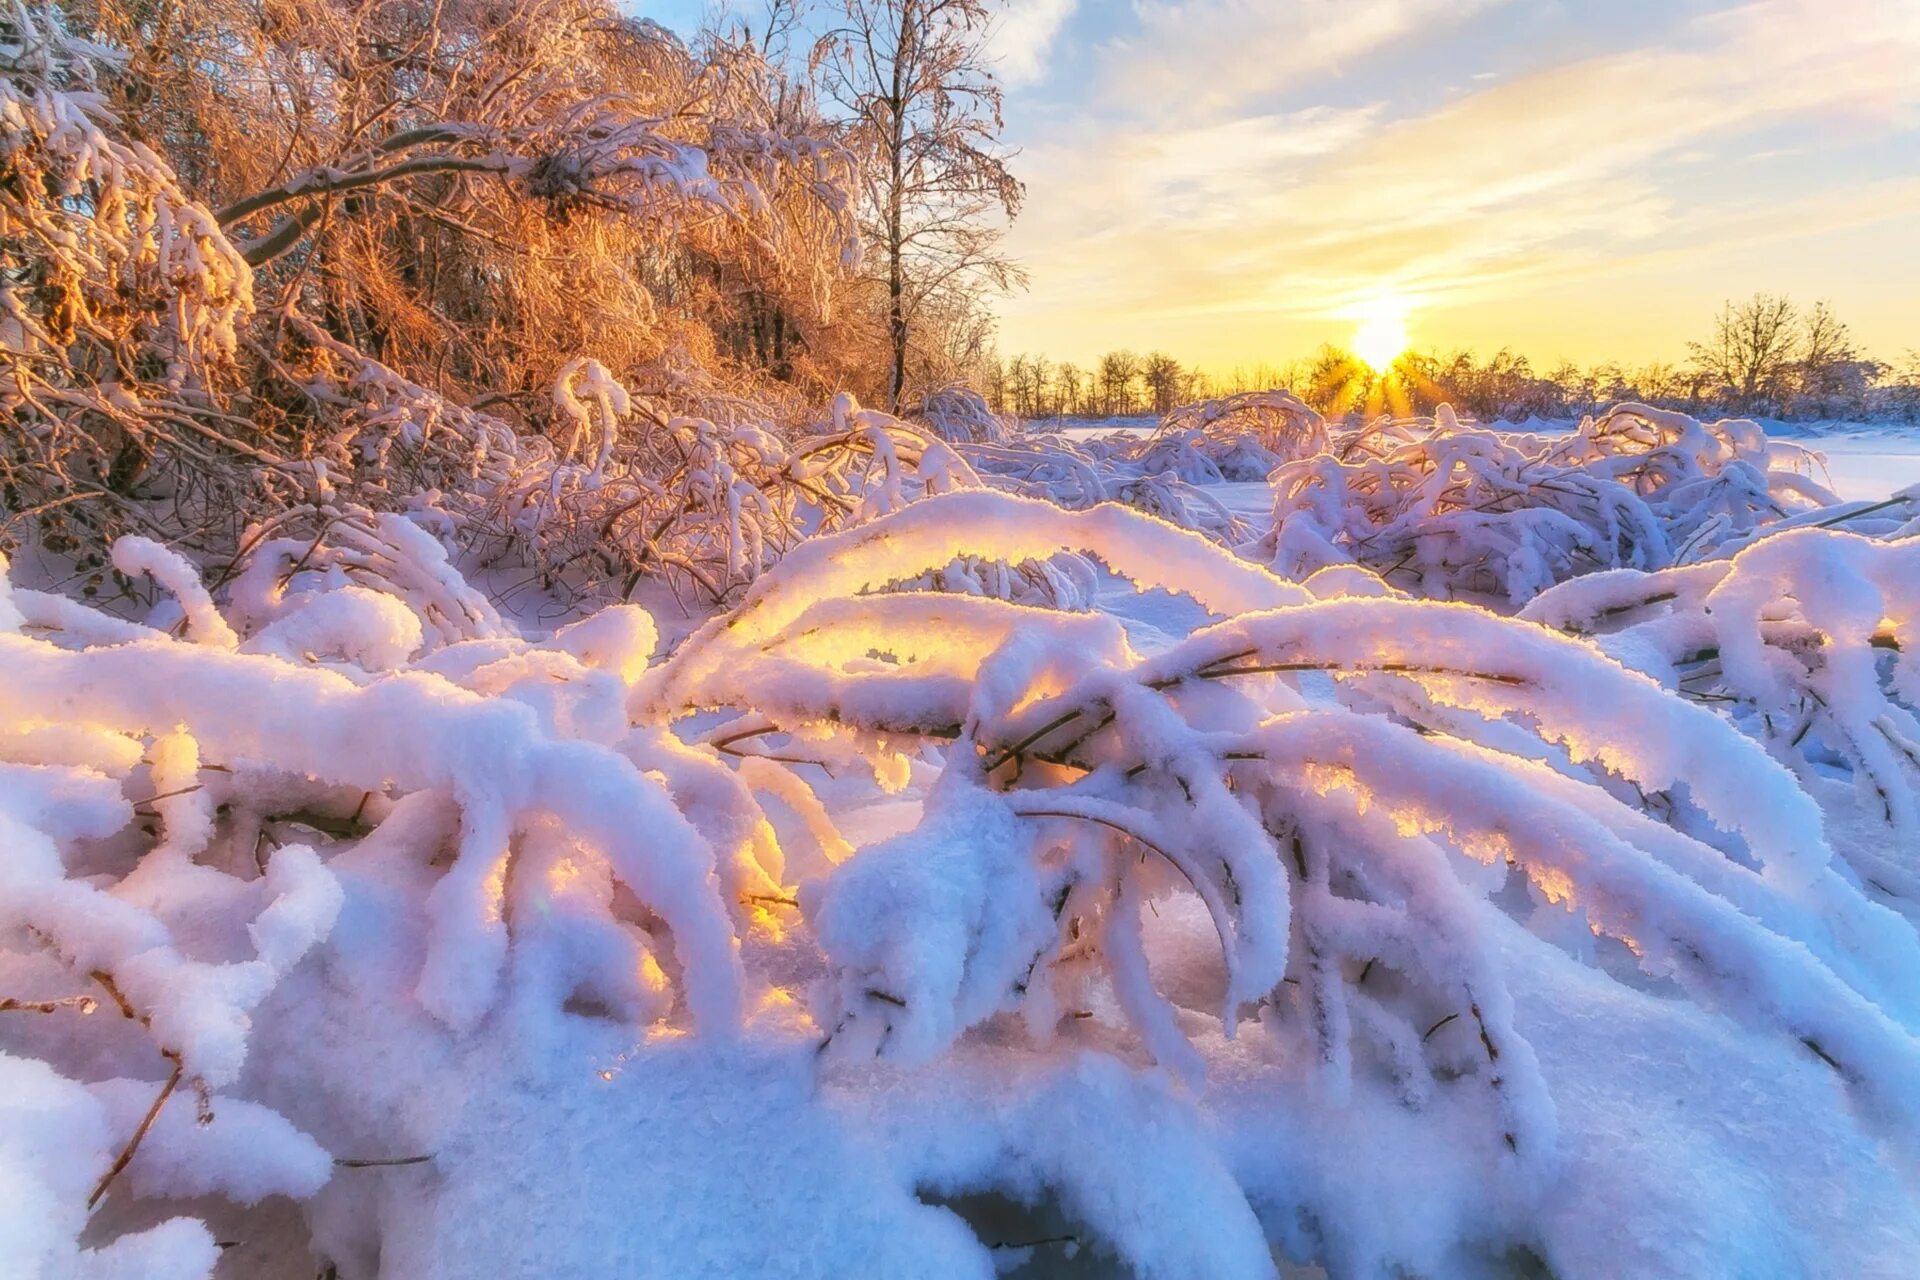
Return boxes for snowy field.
[1057,416,1920,503]
[1781,427,1920,501]
[11,401,1920,1280]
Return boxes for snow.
[1069,417,1920,503]
[1786,429,1920,502]
[9,419,1920,1279]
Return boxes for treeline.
[988,296,1920,423]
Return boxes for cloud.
[999,0,1920,362]
[989,0,1080,86]
[1102,0,1512,116]
[1014,104,1381,237]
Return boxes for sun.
[1350,302,1411,371]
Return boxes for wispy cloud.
[989,0,1080,87]
[998,0,1920,365]
[1102,0,1513,116]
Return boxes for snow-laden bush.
[1254,402,1841,603]
[652,492,1920,1155]
[0,536,757,1274]
[7,493,1920,1278]
[1139,388,1330,482]
[192,348,984,608]
[478,384,986,601]
[0,575,342,1276]
[910,383,1014,444]
[959,431,1254,544]
[1524,525,1920,904]
[952,395,1844,601]
[0,6,862,590]
[951,389,1311,542]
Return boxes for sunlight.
[1351,301,1411,370]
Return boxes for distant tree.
[1003,353,1032,416]
[1888,351,1920,421]
[1468,349,1547,420]
[1097,349,1141,416]
[1305,345,1371,416]
[1543,361,1593,417]
[1691,294,1801,413]
[1586,361,1632,406]
[1219,361,1290,397]
[1019,353,1050,418]
[1143,351,1184,415]
[1633,362,1685,406]
[1053,361,1084,417]
[983,352,1009,413]
[1033,354,1055,416]
[1800,301,1854,375]
[1796,300,1870,417]
[820,0,1024,409]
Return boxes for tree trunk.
[889,211,905,409]
[886,1,913,411]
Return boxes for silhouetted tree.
[1691,294,1801,413]
[1097,349,1141,416]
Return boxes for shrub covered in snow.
[1252,402,1841,603]
[1143,388,1330,482]
[5,451,1920,1277]
[1525,523,1920,905]
[958,430,1255,543]
[655,493,1920,1145]
[909,383,1015,444]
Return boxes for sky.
[643,0,1920,374]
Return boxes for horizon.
[649,0,1920,375]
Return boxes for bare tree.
[1305,345,1372,417]
[1018,353,1051,418]
[1891,351,1920,421]
[1143,351,1184,416]
[820,0,1024,409]
[1003,353,1034,417]
[1796,300,1869,415]
[1097,350,1141,416]
[980,351,1008,412]
[1053,360,1084,417]
[1690,294,1801,413]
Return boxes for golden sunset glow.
[1350,302,1411,372]
[987,0,1920,374]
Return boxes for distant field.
[1045,416,1920,502]
[1781,427,1920,501]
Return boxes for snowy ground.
[11,413,1920,1280]
[1780,428,1920,501]
[1053,416,1920,504]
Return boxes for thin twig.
[89,1058,182,1210]
[0,994,99,1015]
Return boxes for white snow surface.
[6,424,1920,1280]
